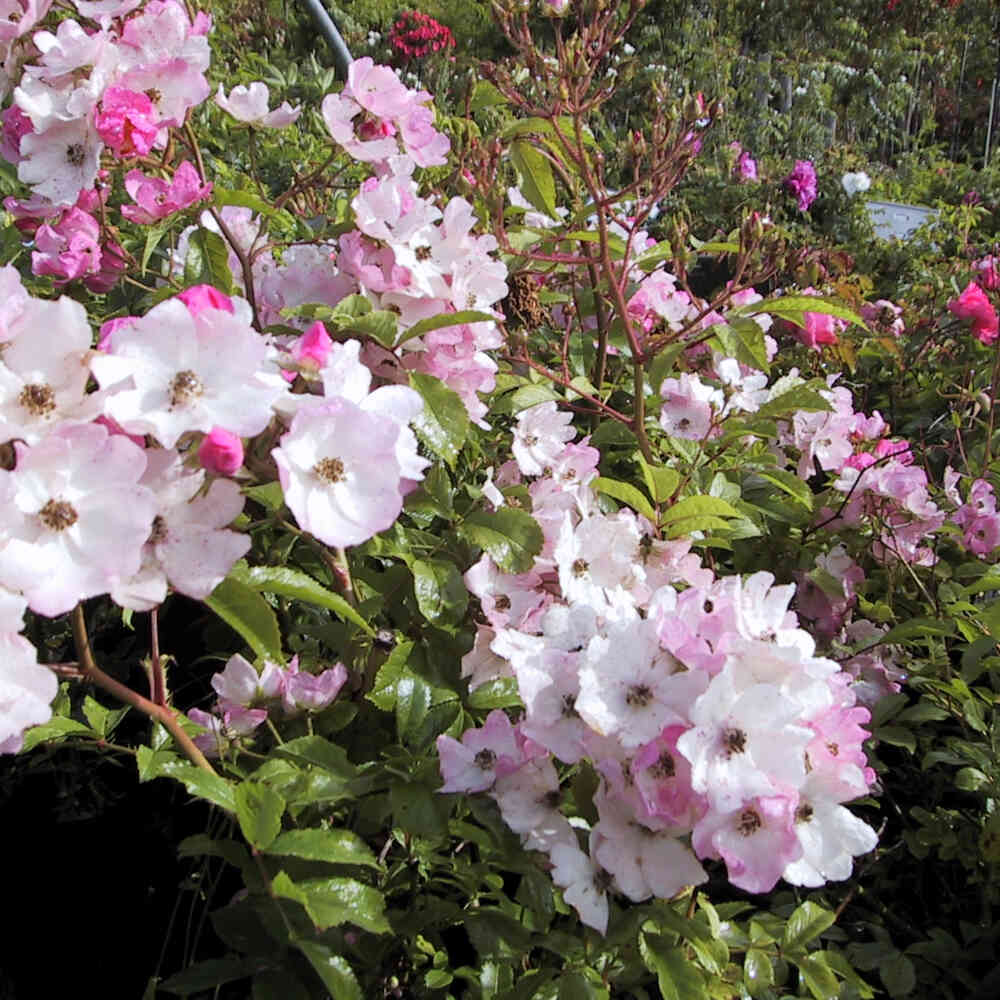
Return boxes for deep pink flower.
[784,160,817,212]
[948,281,999,345]
[95,87,161,158]
[121,161,212,224]
[177,284,234,316]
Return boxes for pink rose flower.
[784,160,817,212]
[948,281,999,345]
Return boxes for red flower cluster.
[388,11,456,60]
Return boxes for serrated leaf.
[783,902,836,952]
[471,80,508,112]
[267,829,379,868]
[592,476,656,521]
[638,458,680,504]
[234,781,285,849]
[20,715,93,751]
[458,508,543,574]
[273,871,390,933]
[756,467,814,509]
[293,940,361,1000]
[510,140,558,219]
[397,309,497,347]
[660,495,741,524]
[640,934,708,1000]
[140,221,171,274]
[205,576,284,663]
[136,751,236,812]
[231,564,373,635]
[409,372,470,466]
[412,558,468,628]
[733,295,864,329]
[275,736,358,777]
[183,228,235,295]
[367,640,416,711]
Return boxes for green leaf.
[796,954,841,1000]
[470,81,508,112]
[234,782,285,849]
[510,140,558,219]
[756,467,814,509]
[20,715,93,751]
[273,871,390,933]
[733,295,864,329]
[880,952,916,998]
[275,736,358,778]
[231,564,374,636]
[204,575,284,663]
[744,948,775,998]
[140,221,171,274]
[640,934,708,1000]
[783,901,836,952]
[409,372,470,466]
[293,940,362,1000]
[267,829,380,868]
[214,186,288,220]
[638,456,680,504]
[660,495,741,524]
[412,558,469,628]
[82,696,128,738]
[367,640,416,711]
[592,476,656,521]
[136,751,236,812]
[756,386,832,420]
[344,309,398,347]
[160,958,256,995]
[397,309,498,347]
[466,676,523,710]
[183,228,235,295]
[877,617,955,644]
[458,507,543,573]
[243,481,285,512]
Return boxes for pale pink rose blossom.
[215,82,301,127]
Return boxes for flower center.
[493,594,511,611]
[19,382,56,416]
[649,751,675,779]
[313,457,346,484]
[795,802,814,824]
[625,683,653,708]
[825,741,840,757]
[169,370,204,408]
[560,693,578,718]
[474,748,496,770]
[66,143,86,167]
[149,515,168,545]
[723,727,747,755]
[737,809,761,836]
[39,498,78,532]
[592,868,614,894]
[415,245,432,261]
[571,557,589,578]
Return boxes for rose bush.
[0,1,999,997]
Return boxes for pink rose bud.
[290,320,333,371]
[199,427,244,476]
[177,284,234,316]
